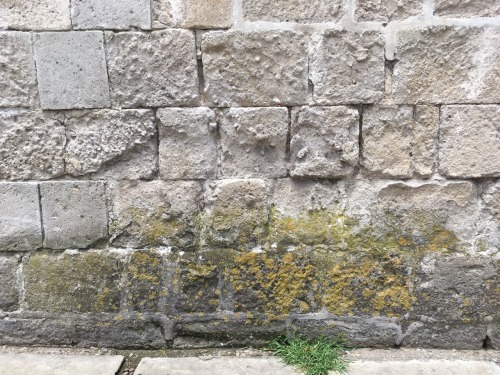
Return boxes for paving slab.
[347,360,500,374]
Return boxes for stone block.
[434,0,500,17]
[0,111,65,180]
[65,109,156,178]
[158,108,217,179]
[355,0,423,22]
[0,0,71,30]
[310,30,385,104]
[290,106,359,178]
[152,0,233,28]
[219,107,288,178]
[392,27,500,104]
[106,30,198,107]
[243,0,343,23]
[0,32,37,108]
[34,31,110,110]
[71,0,151,30]
[24,251,124,313]
[202,30,308,106]
[40,181,108,249]
[362,105,438,178]
[439,105,500,178]
[0,183,42,251]
[0,256,19,311]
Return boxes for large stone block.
[0,256,19,311]
[243,0,343,23]
[0,32,37,108]
[392,27,500,104]
[0,0,71,30]
[202,30,308,107]
[71,0,151,30]
[219,108,288,178]
[106,30,198,107]
[362,105,438,178]
[0,111,65,180]
[152,0,233,28]
[34,31,110,110]
[434,0,500,17]
[310,30,385,105]
[40,181,108,249]
[290,106,359,178]
[439,105,500,178]
[0,183,42,251]
[158,108,217,179]
[355,0,423,22]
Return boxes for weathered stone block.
[477,181,500,254]
[106,30,198,107]
[290,106,359,178]
[0,32,37,108]
[0,183,42,251]
[0,256,19,311]
[65,109,156,179]
[355,0,423,22]
[202,30,308,106]
[310,30,385,104]
[0,0,71,30]
[439,105,500,178]
[71,0,151,30]
[24,251,124,313]
[434,0,500,17]
[362,105,438,178]
[392,27,500,103]
[152,0,233,28]
[34,31,110,110]
[243,0,343,23]
[40,181,108,249]
[0,111,65,180]
[158,108,217,179]
[219,107,288,178]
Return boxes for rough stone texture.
[347,360,500,375]
[0,111,65,180]
[434,0,500,17]
[0,0,71,30]
[65,109,157,178]
[355,0,423,22]
[243,0,344,23]
[151,0,183,28]
[0,255,19,311]
[478,181,500,254]
[34,31,110,110]
[202,30,308,107]
[290,106,359,178]
[71,0,151,30]
[392,27,500,104]
[152,0,233,28]
[310,30,385,105]
[362,105,438,178]
[439,105,500,178]
[0,183,42,251]
[219,108,288,178]
[40,182,108,249]
[106,30,198,108]
[0,32,37,108]
[158,108,217,180]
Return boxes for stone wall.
[0,0,499,350]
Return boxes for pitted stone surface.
[392,27,500,104]
[0,183,42,251]
[152,0,233,28]
[158,108,217,179]
[439,105,500,178]
[202,30,308,107]
[434,0,500,17]
[71,0,151,30]
[0,255,19,311]
[34,31,110,110]
[355,0,423,22]
[0,0,71,30]
[290,106,359,178]
[219,107,288,178]
[106,30,198,107]
[0,32,37,108]
[40,181,108,249]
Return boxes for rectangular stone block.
[439,105,500,178]
[0,110,65,180]
[71,0,151,30]
[219,107,288,178]
[362,105,438,178]
[158,108,217,179]
[290,106,359,178]
[355,0,424,22]
[243,0,343,23]
[106,30,198,107]
[0,255,19,311]
[0,183,42,251]
[40,181,108,249]
[0,0,71,30]
[202,30,308,106]
[434,0,500,17]
[34,31,110,110]
[392,27,500,104]
[152,0,233,28]
[0,32,37,108]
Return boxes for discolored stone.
[0,256,19,311]
[434,0,500,17]
[152,0,233,28]
[355,0,423,22]
[0,0,71,30]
